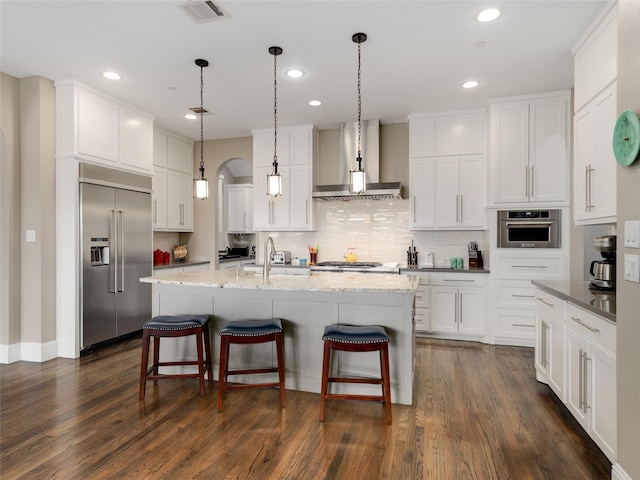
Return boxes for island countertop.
[141,269,419,293]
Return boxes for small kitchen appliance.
[271,251,292,264]
[497,209,560,248]
[590,235,616,291]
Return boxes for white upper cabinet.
[572,3,617,226]
[225,184,253,233]
[56,80,154,174]
[252,125,317,231]
[409,111,486,230]
[489,92,570,206]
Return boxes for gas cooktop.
[315,261,382,268]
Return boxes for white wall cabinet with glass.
[252,125,317,231]
[429,273,487,339]
[409,111,486,231]
[225,184,253,233]
[489,92,570,206]
[153,129,194,232]
[56,80,154,174]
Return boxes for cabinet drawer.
[566,303,615,353]
[414,286,430,308]
[495,308,536,333]
[430,273,487,287]
[494,253,565,279]
[534,288,565,318]
[414,308,430,332]
[495,280,536,308]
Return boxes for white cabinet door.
[410,116,435,158]
[459,155,485,228]
[152,167,168,230]
[167,136,193,174]
[119,107,153,172]
[167,171,193,231]
[529,97,568,203]
[226,185,253,233]
[573,84,617,224]
[436,114,485,156]
[459,287,486,335]
[566,327,590,431]
[535,314,550,381]
[153,131,168,167]
[410,157,435,229]
[548,314,565,400]
[77,89,119,162]
[589,340,617,461]
[435,157,459,228]
[290,165,312,229]
[490,101,529,204]
[430,287,458,334]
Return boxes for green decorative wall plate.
[613,110,640,167]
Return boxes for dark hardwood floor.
[1,336,611,479]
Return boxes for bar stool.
[217,318,286,412]
[139,314,213,400]
[319,324,392,424]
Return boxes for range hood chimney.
[312,119,404,201]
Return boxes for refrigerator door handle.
[109,209,117,293]
[118,210,125,292]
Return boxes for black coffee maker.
[590,235,616,291]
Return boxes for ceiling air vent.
[189,107,209,115]
[178,0,229,24]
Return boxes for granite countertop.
[532,280,616,323]
[399,266,490,274]
[153,259,211,270]
[142,269,418,293]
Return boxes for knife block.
[469,250,483,269]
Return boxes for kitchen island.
[141,270,418,405]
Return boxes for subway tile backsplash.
[257,200,489,267]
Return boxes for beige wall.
[19,76,57,345]
[0,73,22,346]
[616,1,640,477]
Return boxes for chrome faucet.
[263,235,276,280]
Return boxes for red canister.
[163,251,171,265]
[153,249,163,266]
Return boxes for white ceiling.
[1,0,607,142]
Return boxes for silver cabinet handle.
[243,211,246,230]
[579,349,584,410]
[512,265,548,269]
[540,321,547,367]
[306,199,309,225]
[459,194,463,224]
[454,292,458,323]
[525,164,529,198]
[153,199,157,224]
[412,195,416,223]
[585,165,590,212]
[536,297,554,307]
[455,194,459,223]
[512,294,535,298]
[109,210,116,293]
[589,166,595,210]
[459,292,463,323]
[443,278,476,282]
[584,355,591,412]
[513,323,534,328]
[530,165,534,198]
[570,316,600,333]
[118,210,125,292]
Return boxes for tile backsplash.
[257,200,489,267]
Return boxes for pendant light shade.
[267,46,283,197]
[349,32,367,195]
[194,58,209,200]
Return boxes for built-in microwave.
[497,210,560,248]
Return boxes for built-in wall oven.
[497,210,560,248]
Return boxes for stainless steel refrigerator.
[79,163,152,349]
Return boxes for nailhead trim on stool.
[319,324,392,424]
[139,314,213,400]
[217,318,286,412]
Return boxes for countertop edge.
[400,267,490,274]
[153,259,211,270]
[531,280,616,323]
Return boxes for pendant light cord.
[273,50,278,170]
[357,39,362,161]
[200,62,204,174]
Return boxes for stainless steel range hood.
[312,120,404,201]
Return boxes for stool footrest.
[146,372,203,380]
[226,367,279,376]
[224,382,281,390]
[324,393,385,402]
[327,377,383,385]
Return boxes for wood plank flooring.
[1,337,611,479]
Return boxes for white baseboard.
[0,343,21,364]
[612,463,632,480]
[1,340,59,363]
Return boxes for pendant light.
[193,58,209,200]
[349,32,367,195]
[267,46,283,197]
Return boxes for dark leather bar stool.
[139,314,213,400]
[217,318,286,412]
[319,324,392,424]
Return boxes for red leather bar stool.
[319,324,392,424]
[217,318,286,412]
[139,314,213,400]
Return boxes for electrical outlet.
[624,254,640,283]
[25,230,36,242]
[624,220,640,248]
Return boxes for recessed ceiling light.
[462,80,479,89]
[185,113,198,120]
[102,71,122,80]
[286,68,305,78]
[308,100,322,107]
[477,8,500,23]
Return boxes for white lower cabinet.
[412,273,430,333]
[565,304,616,462]
[534,288,616,463]
[430,274,486,337]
